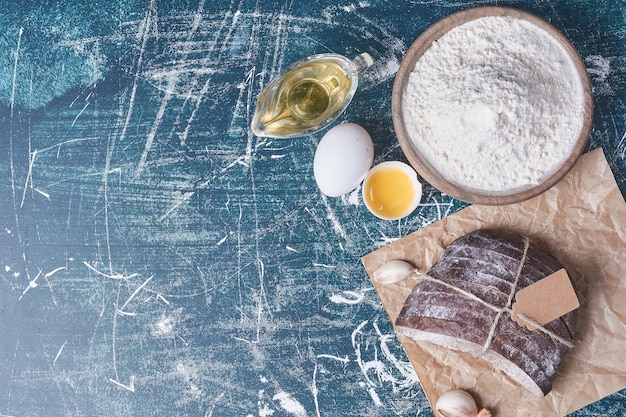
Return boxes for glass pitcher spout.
[250,52,373,138]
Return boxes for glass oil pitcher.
[251,52,373,138]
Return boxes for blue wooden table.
[1,1,624,416]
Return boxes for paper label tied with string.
[512,268,580,331]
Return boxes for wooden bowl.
[392,6,593,205]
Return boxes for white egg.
[313,123,374,197]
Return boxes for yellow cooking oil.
[363,167,417,219]
[287,76,340,121]
[253,60,351,136]
[251,53,372,138]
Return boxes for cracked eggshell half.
[313,123,374,197]
[362,161,422,220]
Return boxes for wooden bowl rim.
[392,6,594,205]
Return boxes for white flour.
[402,16,586,192]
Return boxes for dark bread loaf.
[396,229,577,397]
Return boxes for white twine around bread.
[373,240,575,350]
[481,236,530,353]
[412,275,576,349]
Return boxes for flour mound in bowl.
[401,16,586,193]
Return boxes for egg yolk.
[364,167,416,219]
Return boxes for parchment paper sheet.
[361,148,626,416]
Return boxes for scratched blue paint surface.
[0,0,624,416]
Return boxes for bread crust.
[396,229,577,396]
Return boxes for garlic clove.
[435,389,478,417]
[476,409,491,417]
[373,260,415,284]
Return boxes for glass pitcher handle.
[351,53,374,74]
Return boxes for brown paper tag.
[511,269,580,331]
